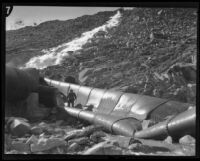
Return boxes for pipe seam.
[165,114,178,137]
[110,117,139,136]
[107,92,124,114]
[77,109,85,119]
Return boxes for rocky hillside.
[6,10,115,66]
[6,8,197,104]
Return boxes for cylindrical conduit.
[6,66,39,103]
[65,107,142,137]
[134,107,196,140]
[38,85,60,108]
[78,110,96,124]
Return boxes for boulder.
[64,125,105,141]
[26,135,38,145]
[75,104,83,109]
[68,137,90,146]
[164,136,173,144]
[83,141,122,155]
[90,131,106,143]
[30,137,66,152]
[11,141,30,153]
[64,76,77,84]
[55,120,64,126]
[102,135,133,148]
[67,142,82,152]
[128,143,142,150]
[179,135,195,145]
[8,118,31,137]
[31,126,43,135]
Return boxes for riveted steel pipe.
[134,107,196,140]
[64,107,142,136]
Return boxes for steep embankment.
[6,10,116,66]
[6,8,197,104]
[42,8,197,104]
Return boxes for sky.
[6,6,120,30]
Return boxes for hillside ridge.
[6,8,197,104]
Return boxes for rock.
[55,120,64,126]
[38,122,49,127]
[179,135,195,145]
[26,135,38,145]
[11,141,30,153]
[6,150,21,154]
[129,138,142,145]
[68,137,90,146]
[83,141,122,155]
[31,126,43,135]
[30,137,66,152]
[84,105,94,111]
[67,142,82,152]
[141,120,155,129]
[75,104,83,109]
[52,147,65,154]
[55,92,65,108]
[128,143,141,150]
[9,118,31,137]
[90,131,106,143]
[65,125,104,141]
[4,134,12,151]
[164,136,173,144]
[64,130,83,141]
[103,135,133,148]
[188,106,195,111]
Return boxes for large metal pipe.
[38,85,60,108]
[134,107,196,140]
[47,78,196,139]
[6,66,39,103]
[65,107,142,136]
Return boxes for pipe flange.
[165,114,177,137]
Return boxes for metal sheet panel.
[86,88,106,110]
[56,82,70,97]
[96,90,123,114]
[93,113,120,132]
[148,100,190,122]
[64,107,82,118]
[50,80,60,88]
[69,84,81,96]
[75,86,93,106]
[111,93,140,116]
[128,96,167,120]
[112,118,142,136]
[44,78,51,85]
[78,110,95,123]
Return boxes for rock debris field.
[4,116,195,155]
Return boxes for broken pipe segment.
[6,65,39,103]
[134,107,196,140]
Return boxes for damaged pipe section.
[45,78,196,139]
[134,107,196,140]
